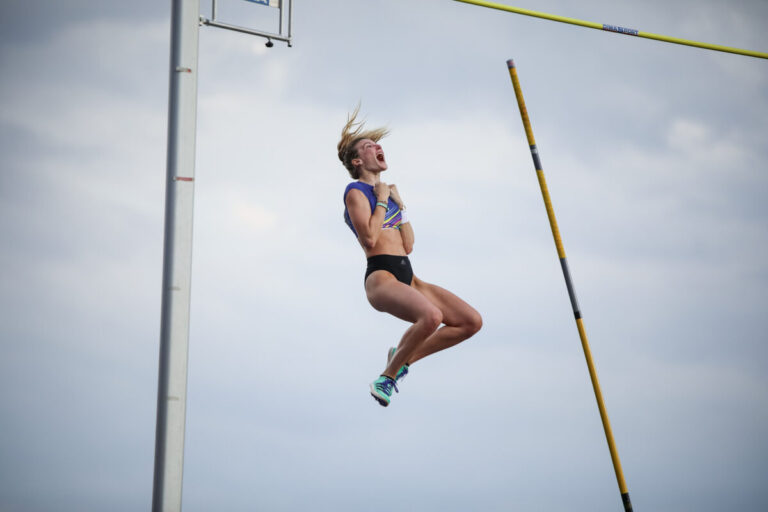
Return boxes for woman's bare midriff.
[363,228,406,258]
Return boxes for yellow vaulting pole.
[506,59,634,512]
[454,0,768,60]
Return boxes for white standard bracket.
[201,0,293,47]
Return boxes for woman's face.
[353,138,388,173]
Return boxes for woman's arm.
[346,187,389,250]
[399,216,414,254]
[388,185,414,254]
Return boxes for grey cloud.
[1,0,767,511]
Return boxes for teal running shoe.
[387,347,410,383]
[370,375,398,407]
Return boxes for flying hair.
[337,104,389,179]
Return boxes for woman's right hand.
[373,182,390,202]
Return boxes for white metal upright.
[152,1,291,510]
[152,0,200,511]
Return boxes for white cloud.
[666,117,746,165]
[230,197,278,231]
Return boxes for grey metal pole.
[152,1,200,511]
[287,0,293,42]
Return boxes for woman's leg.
[406,276,482,364]
[365,271,443,379]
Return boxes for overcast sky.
[1,0,767,511]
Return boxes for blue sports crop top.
[343,181,403,238]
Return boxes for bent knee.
[420,307,443,332]
[462,311,483,337]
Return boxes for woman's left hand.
[388,184,405,210]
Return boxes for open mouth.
[376,153,385,162]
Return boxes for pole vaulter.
[455,0,768,60]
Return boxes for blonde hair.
[337,104,389,179]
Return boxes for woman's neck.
[357,170,380,186]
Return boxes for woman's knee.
[462,310,483,337]
[419,306,443,333]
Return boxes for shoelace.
[376,377,398,395]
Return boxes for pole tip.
[506,59,515,68]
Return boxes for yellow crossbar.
[454,0,768,60]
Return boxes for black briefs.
[365,255,414,286]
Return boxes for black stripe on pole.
[622,492,633,511]
[560,257,582,319]
[529,145,542,171]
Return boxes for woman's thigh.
[365,271,440,323]
[411,276,481,327]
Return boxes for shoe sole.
[369,384,390,407]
